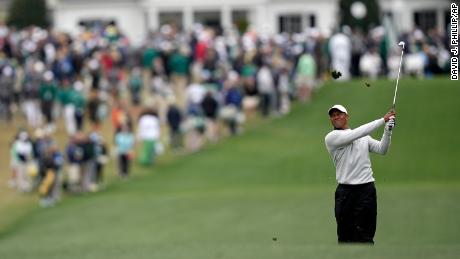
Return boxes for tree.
[339,0,381,31]
[7,0,48,28]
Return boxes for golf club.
[392,41,405,110]
[389,41,405,130]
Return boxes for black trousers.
[118,154,130,177]
[335,182,377,244]
[75,110,84,131]
[41,101,54,123]
[259,93,272,117]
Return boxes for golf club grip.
[388,115,395,130]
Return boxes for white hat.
[2,66,13,77]
[34,61,45,73]
[19,131,29,141]
[328,104,348,115]
[74,81,84,92]
[43,71,54,81]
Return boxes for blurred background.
[0,1,458,258]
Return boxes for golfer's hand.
[384,110,396,122]
[385,116,396,132]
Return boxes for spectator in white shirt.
[137,108,160,166]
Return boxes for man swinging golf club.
[325,105,396,244]
[325,41,403,244]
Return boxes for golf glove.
[385,117,396,132]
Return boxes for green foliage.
[235,19,249,34]
[339,0,381,31]
[7,0,48,29]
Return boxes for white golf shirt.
[325,118,392,185]
[137,114,160,141]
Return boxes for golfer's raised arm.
[368,111,396,154]
[325,118,385,148]
[368,132,392,154]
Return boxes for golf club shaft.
[392,48,404,110]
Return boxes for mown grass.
[0,77,458,259]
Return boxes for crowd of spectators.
[1,20,452,206]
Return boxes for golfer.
[325,104,395,244]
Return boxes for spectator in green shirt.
[39,71,58,132]
[168,49,190,76]
[142,46,159,69]
[168,46,191,109]
[129,67,143,106]
[295,51,317,103]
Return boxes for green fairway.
[0,77,459,259]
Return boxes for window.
[159,12,183,31]
[309,14,316,28]
[232,10,249,33]
[279,15,302,33]
[78,19,116,31]
[194,11,222,34]
[414,10,437,32]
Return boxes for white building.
[0,0,11,21]
[48,0,453,45]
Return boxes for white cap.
[328,104,348,116]
[34,61,45,73]
[2,66,13,77]
[43,71,54,81]
[74,81,84,92]
[228,70,239,82]
[19,131,28,141]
